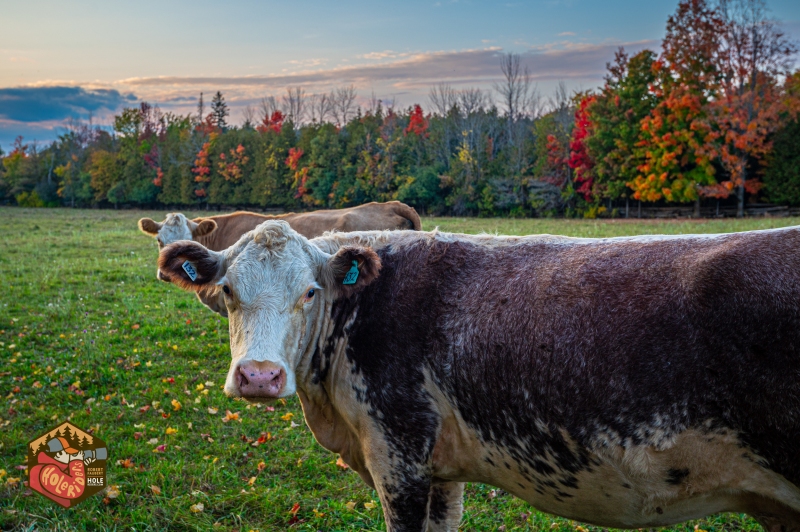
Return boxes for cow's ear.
[138,218,161,236]
[192,218,217,238]
[325,246,381,297]
[158,241,222,291]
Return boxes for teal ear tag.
[342,260,359,285]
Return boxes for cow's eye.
[306,289,315,299]
[222,285,231,295]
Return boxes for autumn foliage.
[2,0,799,216]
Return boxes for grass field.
[2,208,798,531]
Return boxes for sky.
[1,0,798,150]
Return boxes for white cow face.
[157,220,380,401]
[138,213,217,280]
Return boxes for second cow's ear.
[325,245,381,298]
[158,241,223,291]
[138,218,161,236]
[192,218,217,238]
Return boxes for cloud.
[120,40,659,94]
[558,31,576,36]
[0,119,63,151]
[0,86,136,123]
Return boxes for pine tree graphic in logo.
[27,421,108,508]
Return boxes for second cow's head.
[158,220,381,402]
[139,213,217,281]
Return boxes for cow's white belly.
[432,417,800,528]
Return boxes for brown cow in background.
[138,201,421,316]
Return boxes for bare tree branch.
[330,85,358,126]
[428,83,458,116]
[282,87,307,124]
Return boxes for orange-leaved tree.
[631,0,725,212]
[707,0,798,216]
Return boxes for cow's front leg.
[371,468,432,532]
[427,481,464,532]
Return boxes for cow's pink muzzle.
[236,360,285,399]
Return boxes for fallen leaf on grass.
[280,412,294,421]
[150,485,162,495]
[139,405,151,413]
[153,444,166,453]
[165,427,178,435]
[290,502,300,516]
[257,461,266,472]
[312,508,325,518]
[5,477,20,487]
[207,407,218,415]
[364,501,377,510]
[116,459,134,469]
[345,501,356,511]
[190,502,204,513]
[335,457,349,470]
[247,476,256,486]
[106,485,120,499]
[222,410,240,423]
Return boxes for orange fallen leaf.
[335,457,349,470]
[116,459,134,469]
[150,485,162,495]
[222,410,240,423]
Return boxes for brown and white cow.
[139,201,420,315]
[158,221,800,532]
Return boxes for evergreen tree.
[763,118,800,205]
[197,92,204,124]
[211,91,229,131]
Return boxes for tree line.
[2,0,799,217]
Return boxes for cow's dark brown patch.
[158,241,220,290]
[667,468,690,485]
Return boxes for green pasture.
[2,207,796,531]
